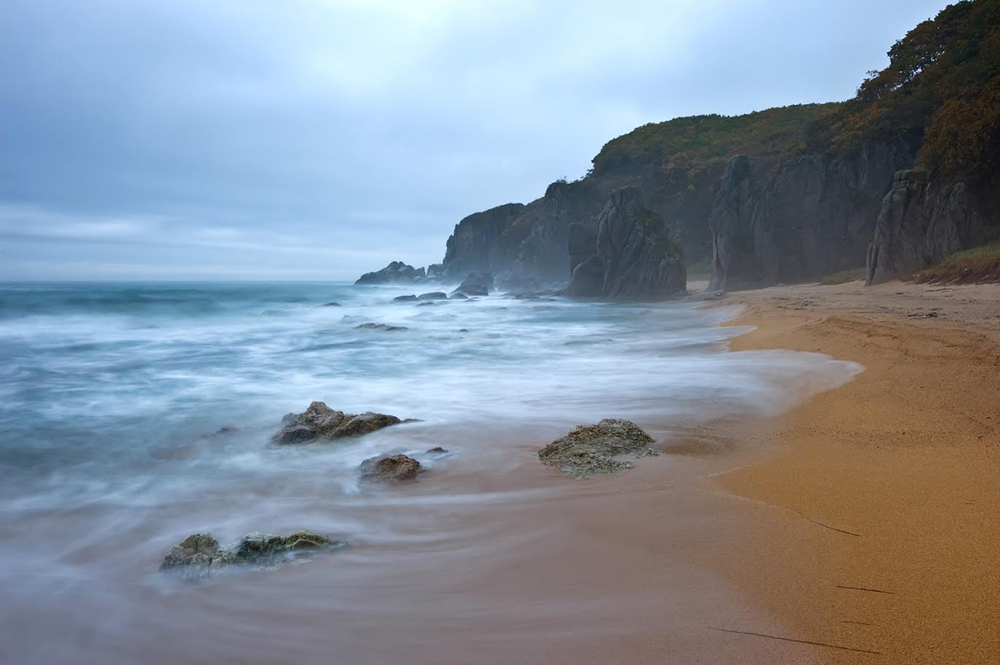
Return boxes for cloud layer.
[1,0,948,279]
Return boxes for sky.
[0,0,951,280]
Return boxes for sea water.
[0,281,860,663]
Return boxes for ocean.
[0,281,860,664]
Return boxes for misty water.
[0,282,860,663]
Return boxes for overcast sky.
[1,0,949,280]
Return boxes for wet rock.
[359,454,422,484]
[271,401,403,445]
[458,328,469,333]
[322,302,341,307]
[451,272,494,297]
[418,292,448,300]
[213,425,240,435]
[160,530,344,581]
[417,301,436,307]
[355,261,426,285]
[355,323,408,332]
[393,295,418,302]
[538,419,659,478]
[449,293,469,300]
[426,446,449,454]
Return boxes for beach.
[709,280,1000,663]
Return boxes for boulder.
[160,530,344,581]
[355,323,408,332]
[359,454,422,484]
[538,419,659,478]
[355,261,426,285]
[417,292,448,300]
[449,292,469,300]
[271,401,403,445]
[451,272,494,297]
[322,302,341,307]
[393,295,418,302]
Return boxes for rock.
[566,256,604,297]
[322,302,341,307]
[426,263,445,279]
[567,188,686,300]
[355,323,408,332]
[417,301,436,307]
[449,292,469,300]
[457,328,469,333]
[417,292,448,300]
[538,419,659,478]
[442,203,525,279]
[355,261,426,285]
[160,530,344,581]
[271,401,403,445]
[865,170,983,285]
[359,454,422,484]
[451,272,494,297]
[426,446,449,454]
[393,295,418,302]
[214,425,240,435]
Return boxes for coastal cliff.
[362,0,998,294]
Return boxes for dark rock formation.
[271,401,402,445]
[322,302,341,307]
[417,292,448,300]
[359,454,422,484]
[355,261,426,285]
[451,272,493,297]
[708,142,912,291]
[449,292,469,300]
[443,203,525,279]
[866,170,983,285]
[393,295,418,302]
[160,531,343,581]
[568,222,599,275]
[426,446,449,454]
[355,323,408,332]
[567,188,686,299]
[538,419,659,478]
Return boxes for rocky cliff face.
[708,141,913,290]
[442,203,524,279]
[866,171,984,285]
[567,187,686,299]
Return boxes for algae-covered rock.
[538,419,658,478]
[359,454,422,484]
[271,401,403,445]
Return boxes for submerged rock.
[418,292,448,300]
[355,322,408,332]
[393,294,418,302]
[322,302,341,307]
[449,292,469,300]
[271,401,403,445]
[359,454,422,484]
[538,419,658,478]
[160,530,344,581]
[426,446,449,454]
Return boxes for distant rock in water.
[449,292,469,300]
[417,292,448,300]
[160,531,344,582]
[393,295,418,302]
[355,261,426,285]
[355,322,408,332]
[538,419,659,478]
[568,187,686,299]
[451,272,493,297]
[321,301,341,307]
[359,454,422,484]
[271,401,403,445]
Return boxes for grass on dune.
[907,241,1000,284]
[819,268,867,285]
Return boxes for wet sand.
[710,280,1000,664]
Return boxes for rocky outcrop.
[160,531,344,581]
[538,419,659,478]
[417,292,448,300]
[708,142,913,291]
[567,187,686,299]
[355,323,408,331]
[450,271,493,296]
[359,454,422,484]
[442,203,525,279]
[866,171,984,285]
[355,261,426,285]
[271,401,403,445]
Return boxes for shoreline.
[705,280,1000,664]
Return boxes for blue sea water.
[0,281,860,663]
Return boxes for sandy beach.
[707,280,1000,663]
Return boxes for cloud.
[0,0,951,279]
